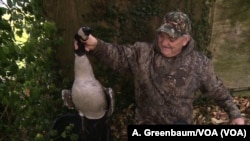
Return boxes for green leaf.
[43,22,57,36]
[70,134,79,141]
[7,0,13,8]
[2,45,9,54]
[0,7,7,16]
[0,20,12,31]
[61,131,67,138]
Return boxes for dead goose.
[61,27,114,140]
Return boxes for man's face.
[157,32,190,57]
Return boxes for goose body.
[59,27,114,140]
[72,54,107,119]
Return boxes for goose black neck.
[74,34,85,56]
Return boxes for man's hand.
[230,117,245,125]
[83,34,98,51]
[74,34,98,52]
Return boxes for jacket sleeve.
[89,39,139,74]
[201,58,242,120]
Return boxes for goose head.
[74,26,92,56]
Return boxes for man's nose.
[162,37,170,46]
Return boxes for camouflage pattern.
[157,11,191,39]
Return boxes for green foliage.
[49,123,79,141]
[0,0,64,140]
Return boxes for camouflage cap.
[156,11,191,39]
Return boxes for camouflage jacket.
[90,38,242,124]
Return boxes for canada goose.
[61,27,114,141]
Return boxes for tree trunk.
[43,0,88,82]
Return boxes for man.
[75,11,245,125]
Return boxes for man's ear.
[182,34,191,46]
